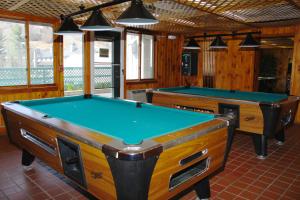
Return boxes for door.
[91,31,121,98]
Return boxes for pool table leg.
[22,149,35,166]
[252,135,268,159]
[275,129,285,145]
[194,177,211,199]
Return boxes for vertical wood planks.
[291,25,300,123]
[214,39,256,91]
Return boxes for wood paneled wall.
[215,39,257,91]
[291,25,300,123]
[202,41,215,88]
[199,39,257,91]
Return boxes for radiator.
[127,89,147,102]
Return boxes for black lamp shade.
[116,0,158,25]
[240,33,260,48]
[184,39,200,50]
[55,17,83,35]
[80,10,113,31]
[210,36,227,49]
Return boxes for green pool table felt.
[158,87,288,103]
[20,96,215,144]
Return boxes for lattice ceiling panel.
[119,0,249,33]
[221,2,300,23]
[290,0,300,7]
[1,0,103,17]
[0,0,300,33]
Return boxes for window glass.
[0,20,27,86]
[141,34,154,79]
[63,35,83,95]
[126,33,139,80]
[29,23,54,84]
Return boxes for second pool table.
[147,86,299,158]
[1,95,234,200]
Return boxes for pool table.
[146,86,299,159]
[1,95,234,200]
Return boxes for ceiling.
[1,0,300,33]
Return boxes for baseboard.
[0,127,6,136]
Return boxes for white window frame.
[125,32,155,81]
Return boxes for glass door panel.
[92,40,113,97]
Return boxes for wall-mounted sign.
[99,48,109,58]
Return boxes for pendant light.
[116,0,158,25]
[80,10,113,31]
[210,35,227,49]
[55,17,83,35]
[240,33,260,48]
[184,39,200,50]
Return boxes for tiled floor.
[0,125,299,200]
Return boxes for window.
[126,32,154,80]
[63,35,83,95]
[29,23,54,84]
[126,33,139,80]
[0,20,27,86]
[0,19,54,87]
[141,34,154,79]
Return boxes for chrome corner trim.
[102,139,163,160]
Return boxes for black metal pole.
[189,31,261,39]
[63,0,131,19]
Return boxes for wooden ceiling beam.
[8,0,31,11]
[0,9,59,24]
